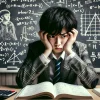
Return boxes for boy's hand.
[38,31,52,57]
[64,28,78,55]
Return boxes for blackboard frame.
[0,68,100,73]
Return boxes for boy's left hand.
[64,28,78,55]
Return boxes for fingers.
[38,31,44,40]
[44,33,48,41]
[38,31,48,41]
[38,31,52,52]
[68,28,78,39]
[71,28,78,37]
[68,32,73,37]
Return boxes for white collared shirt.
[52,51,65,60]
[39,51,75,66]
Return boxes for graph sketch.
[81,12,100,37]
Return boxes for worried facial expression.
[48,28,69,56]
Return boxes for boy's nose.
[55,37,61,46]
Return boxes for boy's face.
[48,28,69,55]
[2,13,10,21]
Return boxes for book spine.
[14,87,26,99]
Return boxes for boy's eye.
[61,35,66,38]
[48,35,55,38]
[48,34,69,38]
[61,34,68,38]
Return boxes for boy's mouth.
[55,48,62,50]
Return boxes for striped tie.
[53,58,62,84]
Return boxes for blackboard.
[0,0,100,72]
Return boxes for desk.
[0,85,100,100]
[0,86,20,100]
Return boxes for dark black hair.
[39,6,77,35]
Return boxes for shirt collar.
[51,51,65,60]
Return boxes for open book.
[15,81,92,99]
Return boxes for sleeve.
[65,43,99,89]
[39,53,50,65]
[16,44,50,88]
[65,52,75,60]
[10,22,17,40]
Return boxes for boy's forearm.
[43,49,52,58]
[16,56,50,88]
[67,54,99,88]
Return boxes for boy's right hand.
[38,31,52,57]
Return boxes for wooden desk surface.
[0,85,100,100]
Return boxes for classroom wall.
[0,73,17,85]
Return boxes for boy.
[16,6,99,88]
[0,9,17,40]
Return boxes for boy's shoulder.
[72,41,87,55]
[74,41,87,48]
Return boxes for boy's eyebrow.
[60,33,68,35]
[48,32,68,36]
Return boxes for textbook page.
[16,82,56,98]
[54,82,91,97]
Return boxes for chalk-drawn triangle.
[85,13,100,36]
[7,50,21,65]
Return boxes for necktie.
[53,58,62,84]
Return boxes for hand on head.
[64,28,78,55]
[38,31,52,57]
[38,28,78,57]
